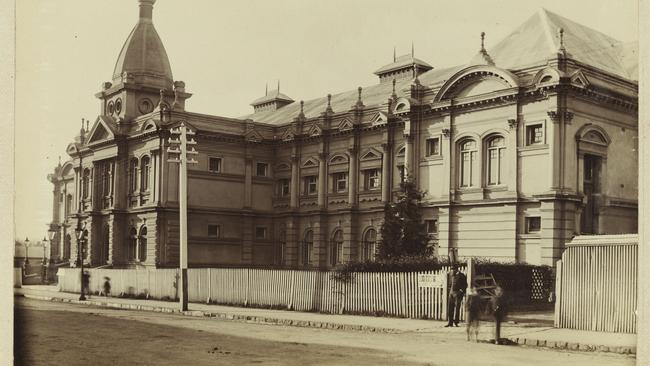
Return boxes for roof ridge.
[538,8,559,56]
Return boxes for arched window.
[82,169,91,199]
[302,230,313,266]
[129,158,138,192]
[362,229,377,261]
[128,228,137,262]
[330,230,344,266]
[277,230,286,265]
[140,156,151,192]
[139,226,147,262]
[65,194,72,217]
[459,140,477,187]
[486,136,505,186]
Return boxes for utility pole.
[167,122,198,311]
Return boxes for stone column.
[381,143,392,203]
[404,135,414,178]
[290,156,299,209]
[547,110,561,191]
[348,148,358,206]
[318,153,328,208]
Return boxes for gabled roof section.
[374,54,433,75]
[479,8,636,80]
[251,89,294,106]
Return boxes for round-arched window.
[362,229,377,261]
[330,230,344,266]
[302,230,313,266]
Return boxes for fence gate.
[554,234,638,333]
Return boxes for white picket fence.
[57,267,463,320]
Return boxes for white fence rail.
[554,235,638,333]
[58,267,463,320]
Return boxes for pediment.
[87,117,116,144]
[275,162,291,171]
[302,157,319,168]
[360,148,382,161]
[307,123,322,137]
[66,143,80,155]
[329,154,349,165]
[570,70,590,88]
[371,112,388,126]
[583,131,607,145]
[337,118,354,131]
[281,127,295,142]
[139,119,159,132]
[245,129,264,142]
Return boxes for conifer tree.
[377,177,431,259]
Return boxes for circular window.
[115,98,123,114]
[138,99,153,114]
[107,101,114,115]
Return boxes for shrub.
[332,256,465,283]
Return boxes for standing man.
[445,263,467,327]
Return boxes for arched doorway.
[576,126,610,234]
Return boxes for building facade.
[48,1,638,268]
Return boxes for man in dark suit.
[445,263,467,327]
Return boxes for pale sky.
[14,0,638,243]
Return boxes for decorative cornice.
[547,109,574,124]
[507,118,518,130]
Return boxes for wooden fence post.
[442,269,448,322]
[288,270,295,310]
[554,259,563,327]
[207,268,212,304]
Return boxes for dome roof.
[112,0,173,88]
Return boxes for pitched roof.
[473,8,635,79]
[243,9,636,124]
[251,89,294,106]
[374,54,433,75]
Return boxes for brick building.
[48,1,638,268]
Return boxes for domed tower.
[95,0,190,123]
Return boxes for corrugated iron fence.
[554,236,638,333]
[58,267,463,320]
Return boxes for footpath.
[15,285,636,355]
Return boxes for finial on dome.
[357,87,362,102]
[475,32,495,66]
[411,41,414,57]
[355,86,364,108]
[327,94,331,107]
[265,83,268,96]
[300,100,304,112]
[558,27,566,53]
[393,46,396,62]
[392,78,397,99]
[480,32,486,51]
[138,0,156,21]
[58,156,62,166]
[86,119,89,132]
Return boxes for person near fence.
[445,263,467,327]
[101,276,111,297]
[489,285,506,344]
[465,286,481,341]
[82,271,91,298]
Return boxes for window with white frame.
[486,136,506,186]
[129,159,138,192]
[278,178,290,197]
[207,224,221,238]
[140,156,150,191]
[525,217,541,233]
[304,176,318,195]
[365,169,381,190]
[256,162,269,177]
[362,229,377,261]
[526,124,544,145]
[334,172,348,192]
[426,137,441,156]
[208,157,222,173]
[459,140,477,188]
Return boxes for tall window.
[128,228,137,261]
[459,140,477,187]
[82,168,90,199]
[334,172,348,192]
[278,179,290,197]
[305,176,318,195]
[303,230,313,266]
[65,194,72,217]
[101,163,111,197]
[362,229,377,261]
[486,136,505,186]
[526,124,544,145]
[138,226,147,262]
[129,159,138,192]
[365,169,380,190]
[140,156,150,192]
[397,165,406,183]
[330,230,344,266]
